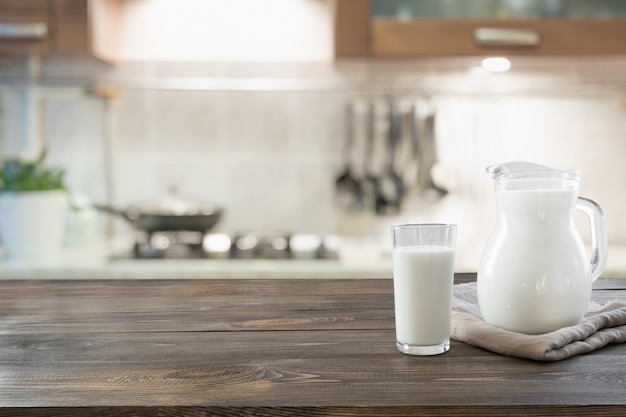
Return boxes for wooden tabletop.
[1,273,625,416]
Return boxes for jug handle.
[576,197,608,281]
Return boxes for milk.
[392,245,455,346]
[477,189,592,334]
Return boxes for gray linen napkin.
[451,282,626,361]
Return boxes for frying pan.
[94,199,222,233]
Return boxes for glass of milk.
[391,224,457,355]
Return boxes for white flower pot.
[0,190,68,264]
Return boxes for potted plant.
[0,149,68,263]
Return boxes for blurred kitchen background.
[1,0,626,277]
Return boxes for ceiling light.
[481,57,511,72]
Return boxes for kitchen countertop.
[0,243,625,279]
[1,254,626,279]
[0,258,394,279]
[1,274,625,416]
[1,234,395,279]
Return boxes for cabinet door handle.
[474,28,540,47]
[0,22,47,40]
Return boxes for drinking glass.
[391,224,457,355]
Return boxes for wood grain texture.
[0,407,625,417]
[371,20,626,56]
[53,0,119,61]
[0,275,625,416]
[0,0,50,54]
[0,0,117,60]
[334,0,370,57]
[52,0,90,52]
[334,0,626,57]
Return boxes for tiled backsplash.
[1,56,626,270]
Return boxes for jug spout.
[486,161,581,189]
[486,161,552,180]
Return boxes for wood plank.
[0,276,625,415]
[1,330,625,409]
[0,279,395,335]
[0,276,620,335]
[0,406,624,417]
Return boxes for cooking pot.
[94,198,222,233]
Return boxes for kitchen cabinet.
[0,0,118,62]
[0,0,50,55]
[335,0,626,57]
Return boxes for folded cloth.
[451,282,626,361]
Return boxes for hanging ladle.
[375,99,404,215]
[421,111,448,200]
[335,101,363,211]
[359,101,379,211]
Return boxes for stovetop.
[133,231,338,260]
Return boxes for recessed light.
[481,57,511,72]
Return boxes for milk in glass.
[393,245,455,346]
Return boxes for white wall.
[0,0,626,272]
[0,58,619,272]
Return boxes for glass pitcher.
[477,162,608,334]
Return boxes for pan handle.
[92,204,136,221]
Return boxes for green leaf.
[0,148,66,192]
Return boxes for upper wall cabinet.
[0,0,51,55]
[335,0,626,57]
[0,0,118,62]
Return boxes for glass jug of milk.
[477,162,608,334]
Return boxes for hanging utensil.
[375,98,404,215]
[405,102,420,190]
[359,101,379,212]
[420,111,448,200]
[335,101,363,211]
[393,100,415,194]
